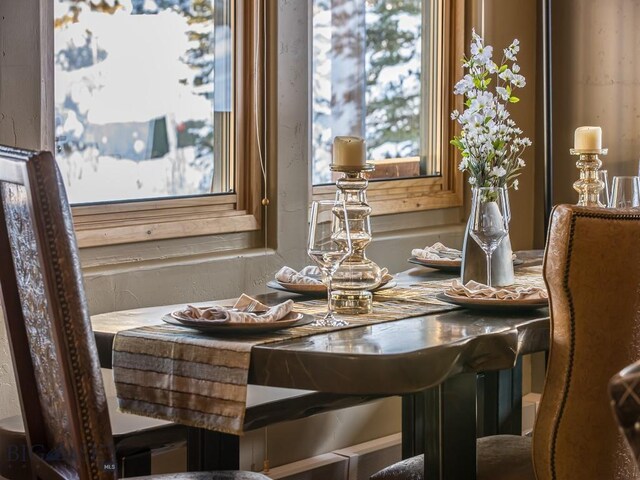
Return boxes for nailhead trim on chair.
[32,157,101,477]
[548,212,576,480]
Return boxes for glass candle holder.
[570,148,608,207]
[329,163,382,315]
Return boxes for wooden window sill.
[72,193,259,247]
[312,173,463,216]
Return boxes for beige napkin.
[275,266,323,285]
[175,294,294,324]
[412,242,462,261]
[449,280,548,301]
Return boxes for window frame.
[311,0,465,215]
[59,0,268,248]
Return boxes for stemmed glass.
[468,187,510,287]
[307,200,353,327]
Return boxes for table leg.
[402,373,477,480]
[187,427,240,471]
[478,358,523,437]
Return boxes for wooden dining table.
[91,250,550,479]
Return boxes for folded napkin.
[412,242,462,261]
[449,280,548,301]
[275,266,323,285]
[175,294,294,324]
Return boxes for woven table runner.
[113,267,543,435]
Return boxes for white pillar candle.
[333,136,365,167]
[574,126,602,151]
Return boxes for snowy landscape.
[54,0,226,204]
[55,0,428,202]
[312,0,424,184]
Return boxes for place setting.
[415,185,548,313]
[161,294,314,335]
[437,280,548,312]
[407,242,464,272]
[267,265,396,296]
[408,242,523,273]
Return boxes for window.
[53,0,267,246]
[312,0,464,214]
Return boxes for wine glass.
[609,176,640,209]
[468,187,510,288]
[307,200,353,327]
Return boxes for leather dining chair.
[610,360,640,470]
[371,204,640,480]
[0,145,188,478]
[0,146,269,480]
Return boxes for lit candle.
[574,126,602,152]
[333,136,365,167]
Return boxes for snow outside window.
[54,0,233,204]
[312,0,444,185]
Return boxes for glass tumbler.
[609,176,640,209]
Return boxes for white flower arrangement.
[450,29,531,191]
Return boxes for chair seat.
[477,435,534,480]
[370,435,534,480]
[0,397,184,479]
[133,473,270,479]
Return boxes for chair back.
[0,146,116,478]
[610,361,640,471]
[533,204,640,480]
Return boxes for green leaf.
[484,78,492,87]
[509,96,520,103]
[506,85,512,95]
[450,138,464,150]
[473,77,482,88]
[499,64,508,73]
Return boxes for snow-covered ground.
[55,0,220,204]
[55,0,427,201]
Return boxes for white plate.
[267,275,396,296]
[437,291,548,311]
[162,311,313,334]
[408,257,524,273]
[408,256,462,272]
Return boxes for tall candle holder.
[330,162,382,315]
[570,148,608,207]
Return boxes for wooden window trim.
[311,0,465,216]
[68,0,267,248]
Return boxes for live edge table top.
[91,250,550,396]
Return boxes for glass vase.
[460,188,515,287]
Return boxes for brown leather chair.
[0,146,269,480]
[610,360,640,470]
[371,204,640,480]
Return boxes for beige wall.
[468,0,539,251]
[551,0,640,205]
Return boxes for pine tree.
[365,0,421,158]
